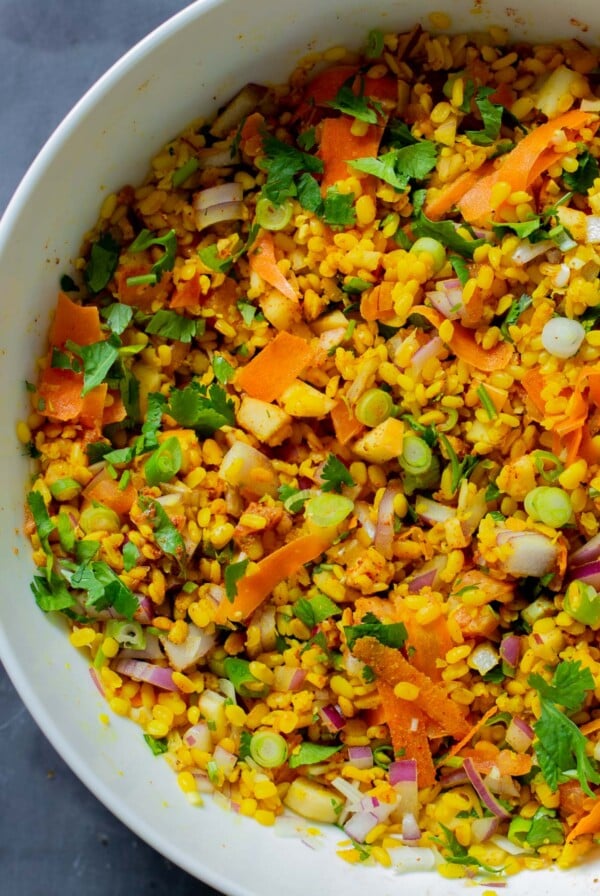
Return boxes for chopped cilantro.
[465,87,503,146]
[499,293,532,342]
[385,119,418,147]
[529,660,594,713]
[344,612,408,651]
[66,334,121,395]
[342,277,373,294]
[563,147,600,194]
[68,559,138,619]
[27,491,55,551]
[261,132,323,206]
[322,187,356,228]
[137,496,186,564]
[438,433,479,494]
[146,310,199,343]
[297,128,317,151]
[350,141,438,191]
[212,354,235,384]
[524,809,565,848]
[101,302,133,336]
[328,78,383,124]
[128,228,177,281]
[60,274,79,293]
[288,741,342,768]
[237,301,260,326]
[413,210,484,258]
[31,571,75,612]
[320,453,355,493]
[144,734,168,755]
[85,232,120,295]
[167,381,234,433]
[485,481,501,502]
[122,541,140,572]
[449,254,470,287]
[293,593,342,628]
[433,824,502,874]
[224,558,250,601]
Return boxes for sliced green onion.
[477,384,498,420]
[49,478,82,501]
[437,408,459,432]
[249,730,289,768]
[105,619,146,650]
[283,489,312,514]
[223,657,270,698]
[365,28,384,58]
[355,388,394,427]
[305,493,354,528]
[342,276,373,294]
[563,580,600,626]
[79,503,121,534]
[255,196,293,231]
[521,596,555,629]
[402,454,441,496]
[508,816,532,846]
[144,436,183,487]
[172,157,200,187]
[399,434,433,476]
[409,236,447,274]
[524,485,573,528]
[126,273,158,287]
[372,744,394,768]
[532,450,563,483]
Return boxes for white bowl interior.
[2,0,600,893]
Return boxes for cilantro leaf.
[85,232,120,295]
[322,188,356,228]
[146,310,199,343]
[261,133,323,206]
[212,354,235,384]
[563,148,600,194]
[101,302,133,336]
[493,219,542,239]
[197,243,234,273]
[27,490,55,550]
[122,541,140,572]
[66,334,121,395]
[224,559,250,601]
[31,571,75,612]
[525,809,565,848]
[144,734,168,755]
[350,141,438,191]
[413,210,484,258]
[328,80,382,124]
[128,228,177,280]
[344,612,408,650]
[529,660,594,713]
[438,433,479,494]
[69,560,138,619]
[385,119,418,148]
[465,88,503,146]
[167,381,234,433]
[499,294,532,343]
[433,824,501,873]
[293,593,342,628]
[450,254,470,286]
[365,29,384,59]
[138,496,186,564]
[533,699,600,796]
[288,741,343,768]
[320,453,355,493]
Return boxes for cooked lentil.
[22,21,600,880]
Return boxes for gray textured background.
[0,2,222,893]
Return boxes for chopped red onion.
[133,594,154,625]
[510,239,553,265]
[570,533,600,567]
[194,182,244,231]
[319,703,345,732]
[197,140,240,168]
[469,643,500,676]
[183,722,212,751]
[463,758,511,819]
[358,795,397,823]
[272,665,307,692]
[495,529,558,578]
[471,816,499,843]
[499,634,521,668]
[209,83,268,138]
[374,480,403,559]
[586,215,600,243]
[159,622,216,672]
[401,812,421,842]
[426,287,463,320]
[191,770,215,793]
[343,810,379,843]
[89,667,105,696]
[567,559,600,589]
[483,767,520,798]
[113,659,178,691]
[415,496,456,526]
[439,767,469,789]
[410,335,445,373]
[120,633,163,661]
[390,759,419,815]
[407,565,437,593]
[213,744,238,776]
[347,746,373,769]
[505,716,534,754]
[354,501,376,541]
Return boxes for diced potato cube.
[283,777,343,824]
[279,380,335,418]
[237,396,292,445]
[219,440,278,497]
[352,417,404,463]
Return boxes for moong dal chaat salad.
[21,22,600,882]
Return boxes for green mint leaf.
[85,233,120,295]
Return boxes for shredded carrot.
[360,281,395,322]
[522,367,547,415]
[115,264,173,307]
[50,292,103,348]
[319,117,383,195]
[171,273,202,308]
[424,169,487,221]
[580,718,600,737]
[37,367,107,432]
[588,372,600,408]
[240,111,265,157]
[465,748,533,777]
[376,680,437,787]
[448,706,500,757]
[84,472,137,515]
[411,304,513,372]
[214,533,332,624]
[351,637,470,740]
[235,331,315,402]
[248,231,299,302]
[331,399,364,445]
[458,110,598,224]
[102,392,128,426]
[295,65,396,122]
[566,797,600,843]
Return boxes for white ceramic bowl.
[2,1,600,893]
